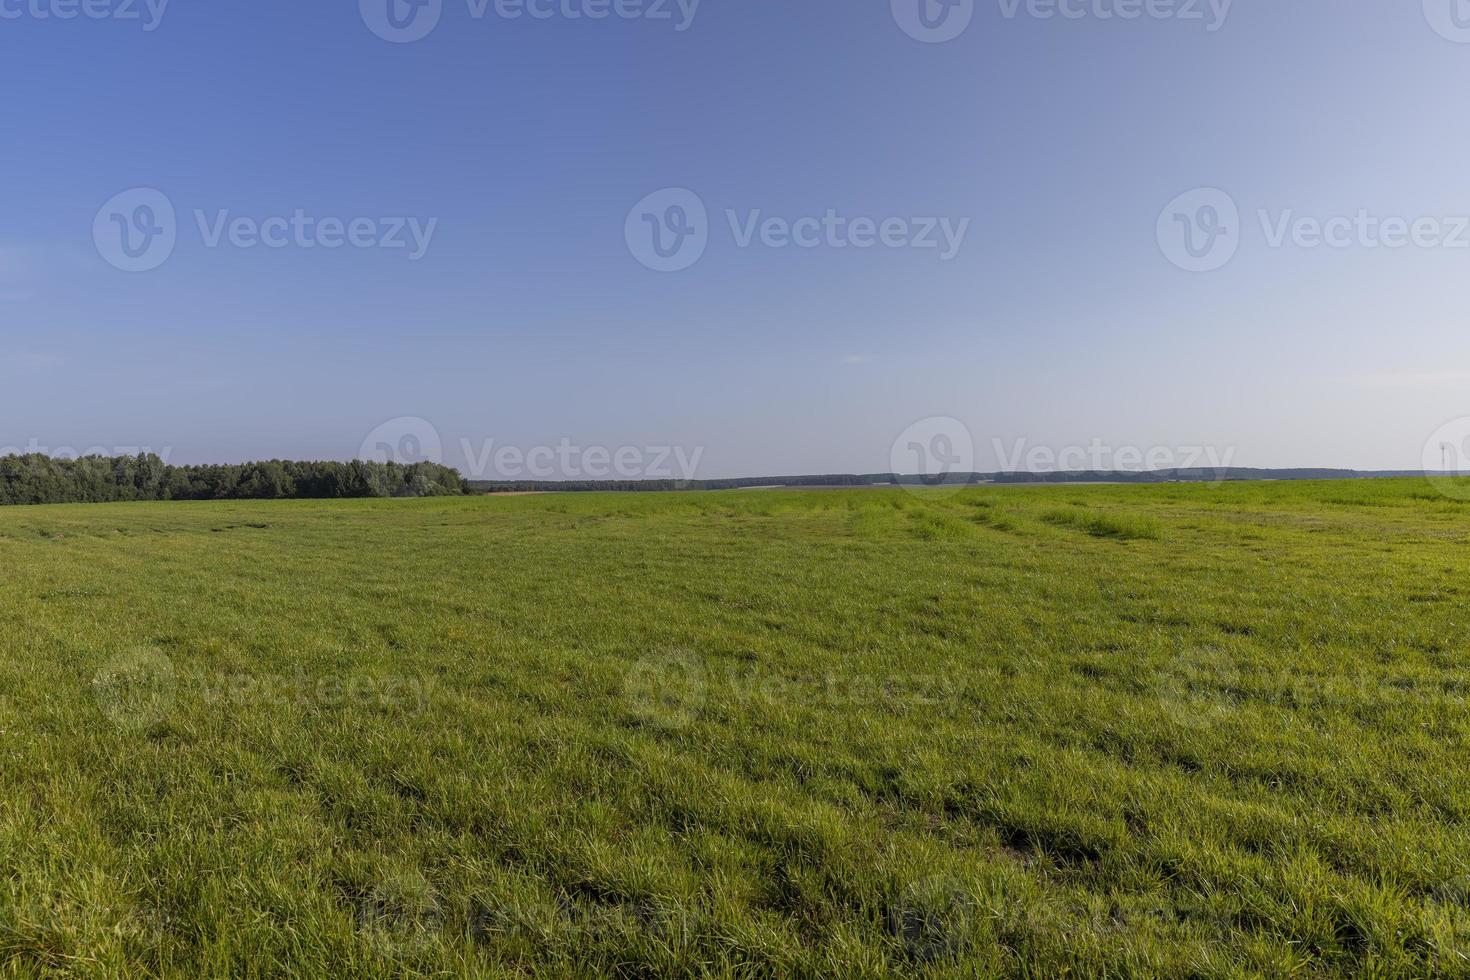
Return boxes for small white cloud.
[840,354,872,365]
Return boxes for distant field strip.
[0,481,1468,977]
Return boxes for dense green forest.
[0,454,468,506]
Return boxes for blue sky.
[3,0,1470,478]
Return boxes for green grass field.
[2,480,1468,977]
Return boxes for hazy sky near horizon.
[3,0,1470,479]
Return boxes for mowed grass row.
[0,481,1468,977]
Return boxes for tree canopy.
[0,455,468,507]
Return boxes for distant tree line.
[0,454,468,506]
[470,468,1425,493]
[471,475,880,493]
